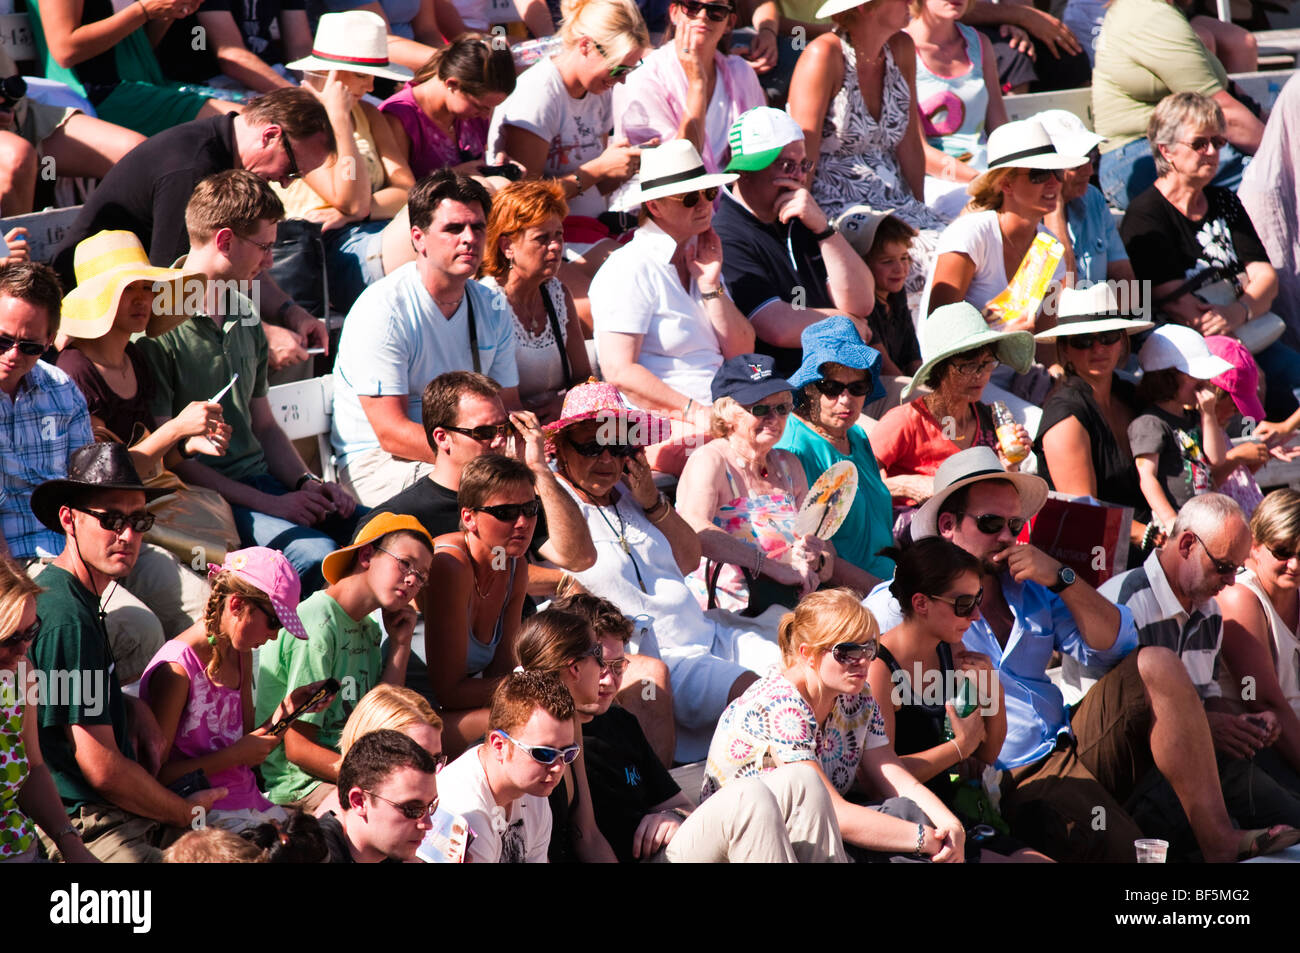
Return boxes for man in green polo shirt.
[139,170,363,594]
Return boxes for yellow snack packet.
[984,233,1064,328]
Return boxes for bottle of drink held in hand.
[992,400,1028,465]
[943,674,980,741]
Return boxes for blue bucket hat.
[787,315,885,402]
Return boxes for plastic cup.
[1134,838,1169,863]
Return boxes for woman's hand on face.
[623,448,660,508]
[686,228,725,288]
[310,70,357,117]
[677,23,712,78]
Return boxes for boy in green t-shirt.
[255,513,433,810]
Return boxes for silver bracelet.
[915,822,927,857]
[949,738,964,763]
[752,546,764,577]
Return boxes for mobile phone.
[479,163,523,181]
[167,768,211,798]
[266,678,340,737]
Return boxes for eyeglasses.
[1179,135,1227,154]
[69,505,156,534]
[748,401,793,418]
[928,589,984,618]
[666,186,720,208]
[773,158,815,176]
[951,357,999,377]
[1193,533,1242,577]
[675,0,734,21]
[0,334,46,357]
[279,131,302,181]
[1026,168,1065,185]
[366,790,440,820]
[567,437,638,458]
[238,232,275,253]
[1268,543,1300,564]
[375,546,430,586]
[4,617,40,646]
[474,498,542,522]
[830,640,877,664]
[1061,329,1124,349]
[603,653,629,677]
[814,378,871,398]
[590,39,641,77]
[960,512,1027,536]
[497,729,582,765]
[443,423,512,443]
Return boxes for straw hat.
[970,119,1088,195]
[910,446,1049,540]
[287,11,414,83]
[1033,284,1153,340]
[635,140,737,204]
[60,231,204,340]
[902,302,1036,399]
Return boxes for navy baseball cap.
[710,354,794,405]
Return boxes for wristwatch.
[811,224,836,242]
[1048,565,1077,593]
[699,286,725,301]
[294,473,323,491]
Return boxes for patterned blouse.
[701,670,890,801]
[0,689,36,859]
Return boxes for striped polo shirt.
[1099,550,1223,700]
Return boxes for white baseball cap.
[1032,109,1106,161]
[726,107,805,172]
[1138,324,1235,379]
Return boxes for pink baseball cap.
[1206,335,1267,423]
[207,547,309,639]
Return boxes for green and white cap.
[726,107,805,172]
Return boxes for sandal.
[1237,824,1300,860]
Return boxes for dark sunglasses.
[774,157,815,176]
[814,378,871,398]
[280,131,301,181]
[1181,135,1227,153]
[591,39,640,77]
[928,589,984,618]
[1026,168,1065,185]
[5,617,40,646]
[568,437,638,459]
[676,0,734,21]
[577,642,607,668]
[1193,533,1242,576]
[1061,329,1124,349]
[0,334,46,357]
[961,512,1027,536]
[475,498,542,522]
[666,186,720,208]
[443,422,512,443]
[255,601,282,631]
[830,640,877,663]
[748,401,792,418]
[366,790,439,820]
[70,505,156,534]
[1268,543,1300,564]
[498,729,582,765]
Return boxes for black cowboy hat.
[30,442,170,534]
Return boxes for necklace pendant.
[620,536,631,554]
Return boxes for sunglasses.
[375,546,430,586]
[497,729,582,765]
[474,498,542,522]
[1193,533,1242,577]
[830,640,877,664]
[928,588,984,618]
[814,378,871,398]
[774,158,815,177]
[280,131,301,181]
[4,617,40,646]
[443,423,512,443]
[568,437,638,458]
[1268,543,1300,564]
[676,0,734,21]
[666,186,720,208]
[748,401,793,418]
[1180,135,1227,153]
[590,39,640,77]
[1061,329,1124,349]
[577,642,608,669]
[0,334,46,357]
[366,790,440,820]
[960,512,1027,536]
[1026,168,1065,185]
[255,601,282,631]
[69,505,156,534]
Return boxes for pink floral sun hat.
[543,381,673,453]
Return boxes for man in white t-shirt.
[435,670,576,863]
[331,170,522,506]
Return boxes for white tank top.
[1238,569,1300,719]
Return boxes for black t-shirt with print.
[582,706,681,863]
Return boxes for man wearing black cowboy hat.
[27,442,228,862]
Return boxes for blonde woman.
[0,557,98,863]
[701,587,968,861]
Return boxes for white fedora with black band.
[288,11,414,83]
[1034,284,1154,341]
[634,140,738,204]
[983,119,1088,172]
[910,446,1049,540]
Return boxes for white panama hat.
[634,139,738,203]
[1034,284,1154,340]
[288,11,414,84]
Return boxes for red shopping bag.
[1028,492,1132,588]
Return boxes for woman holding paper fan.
[676,354,832,616]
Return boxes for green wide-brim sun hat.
[902,302,1036,399]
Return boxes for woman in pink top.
[141,548,335,830]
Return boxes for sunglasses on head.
[1026,168,1065,185]
[814,378,871,398]
[366,790,440,820]
[961,512,1027,536]
[929,588,984,617]
[70,505,156,534]
[0,334,46,357]
[497,729,582,765]
[1061,329,1124,349]
[475,498,542,522]
[748,400,792,418]
[4,617,40,646]
[676,0,734,21]
[666,186,720,208]
[568,437,638,458]
[443,422,512,443]
[590,39,640,77]
[1181,135,1227,153]
[830,640,877,664]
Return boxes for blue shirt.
[864,573,1138,769]
[1068,184,1129,284]
[0,361,93,559]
